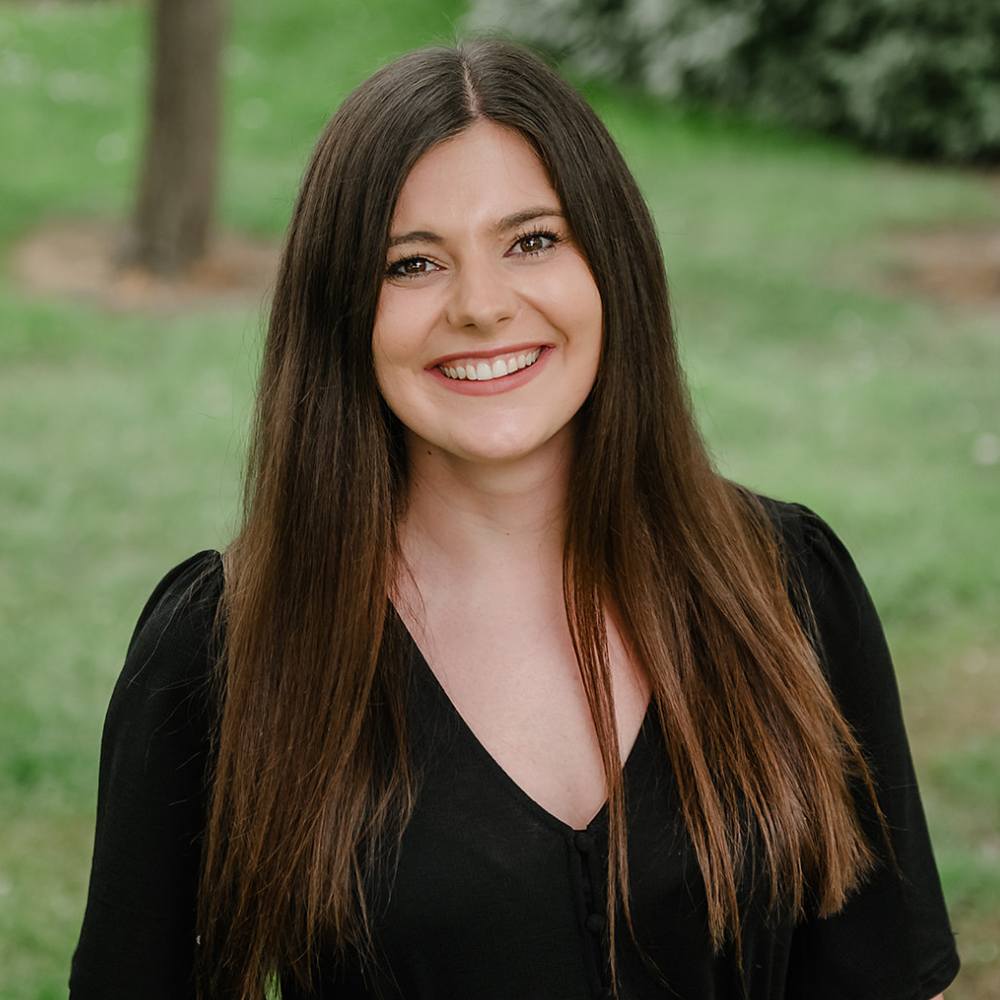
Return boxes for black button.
[574,831,594,853]
[585,912,605,934]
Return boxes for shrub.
[462,0,1000,162]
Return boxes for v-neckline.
[390,600,654,837]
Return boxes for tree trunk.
[122,0,227,275]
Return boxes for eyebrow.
[387,206,565,249]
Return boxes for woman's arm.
[777,502,960,1000]
[69,550,223,998]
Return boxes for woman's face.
[372,119,603,468]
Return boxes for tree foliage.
[464,0,1000,162]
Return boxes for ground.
[10,218,280,312]
[884,224,1000,310]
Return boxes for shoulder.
[749,491,846,572]
[128,548,224,646]
[125,548,224,667]
[748,490,876,630]
[107,549,226,739]
[749,491,901,739]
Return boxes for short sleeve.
[779,503,960,1000]
[69,550,225,999]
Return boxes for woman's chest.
[307,675,785,1000]
[396,596,652,831]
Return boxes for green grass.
[1,2,998,997]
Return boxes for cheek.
[371,339,407,422]
[371,309,440,437]
[562,273,603,361]
[372,297,424,383]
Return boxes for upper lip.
[426,342,552,369]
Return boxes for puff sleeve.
[782,503,960,999]
[69,550,224,999]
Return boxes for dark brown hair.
[196,35,883,999]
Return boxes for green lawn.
[1,1,997,997]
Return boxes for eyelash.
[384,228,562,281]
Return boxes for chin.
[445,423,568,466]
[452,435,558,465]
[451,439,543,466]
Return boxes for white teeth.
[439,348,543,382]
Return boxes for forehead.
[390,121,559,226]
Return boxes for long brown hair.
[196,35,883,999]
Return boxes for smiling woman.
[373,121,602,461]
[69,35,959,1000]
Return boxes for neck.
[396,426,572,592]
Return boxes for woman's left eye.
[510,228,561,256]
[384,229,562,281]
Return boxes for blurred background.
[1,0,997,997]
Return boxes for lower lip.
[428,347,553,396]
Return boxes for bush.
[462,0,1000,163]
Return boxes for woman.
[70,37,959,1000]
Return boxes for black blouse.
[69,497,960,999]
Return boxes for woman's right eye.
[385,256,436,281]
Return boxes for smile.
[439,348,542,381]
[429,346,553,396]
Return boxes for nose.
[444,251,517,333]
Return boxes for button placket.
[570,826,613,998]
[576,830,605,934]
